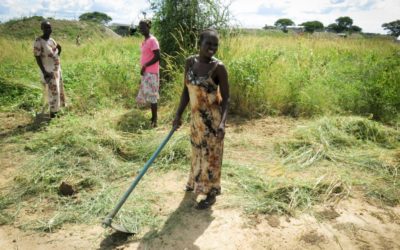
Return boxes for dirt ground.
[1,114,400,250]
[1,190,399,250]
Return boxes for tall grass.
[222,34,400,121]
[1,32,399,121]
[0,37,141,113]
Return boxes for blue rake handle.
[102,128,175,227]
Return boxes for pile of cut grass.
[276,116,399,168]
[221,117,398,216]
[276,116,400,205]
[224,163,350,215]
[0,109,190,232]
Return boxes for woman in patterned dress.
[173,29,229,209]
[34,20,66,118]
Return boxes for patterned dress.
[136,35,160,105]
[33,37,66,113]
[186,56,224,196]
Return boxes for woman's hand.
[217,123,225,140]
[172,116,182,131]
[56,44,62,55]
[44,71,54,83]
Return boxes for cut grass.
[1,112,399,233]
[224,163,350,216]
[0,109,189,232]
[276,116,399,206]
[277,116,400,168]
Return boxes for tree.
[150,0,232,61]
[274,18,295,32]
[262,24,275,30]
[79,12,112,25]
[326,23,340,33]
[300,21,324,33]
[336,16,353,31]
[382,20,400,37]
[327,16,362,33]
[350,25,362,33]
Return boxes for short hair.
[199,28,218,44]
[139,19,152,29]
[41,20,50,28]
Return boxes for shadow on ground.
[0,113,50,140]
[99,192,214,250]
[117,108,153,133]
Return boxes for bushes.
[358,53,400,122]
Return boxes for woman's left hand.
[56,44,62,55]
[217,124,225,140]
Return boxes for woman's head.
[139,19,151,36]
[41,20,52,37]
[198,29,219,59]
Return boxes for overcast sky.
[0,0,399,34]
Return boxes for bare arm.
[56,43,62,55]
[141,49,160,75]
[35,56,53,83]
[216,64,229,139]
[172,59,191,130]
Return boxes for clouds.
[230,0,399,33]
[0,0,150,24]
[0,0,398,33]
[257,4,285,16]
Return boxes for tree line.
[265,16,400,36]
[264,16,361,33]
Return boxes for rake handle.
[102,128,175,227]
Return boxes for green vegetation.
[0,16,117,40]
[79,11,112,25]
[274,18,295,30]
[327,16,362,33]
[301,21,324,33]
[0,18,399,233]
[382,20,400,37]
[151,0,231,62]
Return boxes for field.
[0,18,400,249]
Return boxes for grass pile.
[276,116,399,205]
[0,109,190,232]
[224,162,350,216]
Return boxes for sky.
[0,0,399,34]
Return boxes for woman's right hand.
[44,71,54,83]
[172,116,182,131]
